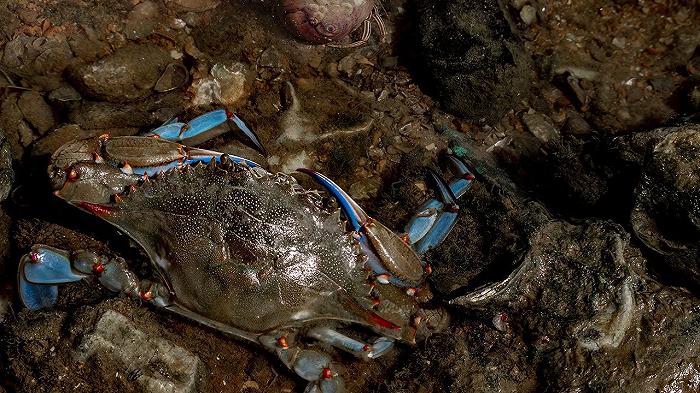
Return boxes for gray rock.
[0,128,13,201]
[47,85,83,104]
[519,5,537,25]
[522,112,560,143]
[411,0,531,123]
[192,62,251,107]
[2,35,74,77]
[0,95,26,159]
[563,109,592,135]
[442,220,700,392]
[17,91,55,135]
[124,1,161,40]
[31,124,97,158]
[69,44,172,102]
[168,0,221,12]
[631,125,700,286]
[75,310,203,393]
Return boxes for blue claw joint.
[148,109,266,154]
[404,156,475,255]
[18,245,86,310]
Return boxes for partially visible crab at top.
[281,0,385,47]
[18,109,475,392]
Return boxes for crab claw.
[297,168,424,284]
[21,246,86,284]
[404,156,475,255]
[147,109,266,155]
[18,245,86,310]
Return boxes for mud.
[0,0,698,392]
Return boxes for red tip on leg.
[276,336,289,349]
[29,252,40,263]
[321,367,333,379]
[92,263,105,274]
[140,289,153,301]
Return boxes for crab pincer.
[147,109,266,154]
[405,156,476,254]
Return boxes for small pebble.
[520,5,537,25]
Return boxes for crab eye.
[67,168,79,181]
[308,17,319,26]
[325,24,337,34]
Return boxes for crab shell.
[48,136,435,341]
[281,0,374,44]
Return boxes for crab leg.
[259,332,345,393]
[147,109,266,154]
[297,169,425,287]
[98,136,262,178]
[18,245,171,310]
[307,326,394,360]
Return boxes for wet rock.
[75,310,203,393]
[258,47,288,71]
[192,62,251,107]
[519,5,536,25]
[349,177,381,200]
[0,95,27,159]
[47,85,82,104]
[124,1,161,40]
[67,93,185,130]
[407,0,530,123]
[2,35,74,77]
[631,125,700,286]
[69,101,157,129]
[0,129,14,201]
[69,44,172,102]
[522,112,559,143]
[17,91,55,135]
[168,0,221,12]
[32,124,106,158]
[388,320,536,392]
[449,220,700,392]
[154,63,189,93]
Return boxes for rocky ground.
[0,0,699,392]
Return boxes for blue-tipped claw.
[18,278,57,311]
[22,246,86,285]
[413,208,459,255]
[229,112,267,155]
[296,168,367,232]
[368,337,394,359]
[404,157,475,254]
[145,109,266,155]
[18,246,86,310]
[148,122,187,141]
[404,200,440,245]
[446,156,475,198]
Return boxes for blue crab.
[17,109,475,392]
